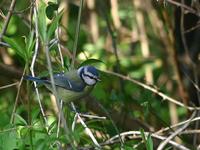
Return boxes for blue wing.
[53,73,86,92]
[24,73,86,92]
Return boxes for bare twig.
[184,23,200,33]
[103,70,200,110]
[71,0,84,68]
[0,82,18,90]
[105,131,189,150]
[10,68,26,123]
[55,0,64,141]
[0,0,16,41]
[56,99,63,138]
[180,129,200,135]
[157,111,196,150]
[71,102,101,148]
[99,6,126,145]
[55,5,64,68]
[30,1,48,125]
[72,113,78,132]
[100,1,121,74]
[45,43,73,146]
[156,116,200,134]
[165,0,199,16]
[78,113,106,120]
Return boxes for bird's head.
[78,66,100,86]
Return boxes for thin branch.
[30,1,48,126]
[45,43,75,149]
[72,113,78,132]
[103,70,200,110]
[0,0,16,41]
[180,129,200,135]
[157,111,196,150]
[156,116,200,134]
[55,2,64,69]
[71,102,101,148]
[0,82,18,90]
[184,23,200,33]
[10,68,26,123]
[71,0,84,68]
[182,70,200,93]
[98,6,125,147]
[165,0,200,16]
[55,0,64,141]
[78,113,106,120]
[104,131,190,150]
[44,43,73,142]
[56,99,63,138]
[99,1,121,74]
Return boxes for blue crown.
[86,66,99,77]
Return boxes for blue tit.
[24,66,100,102]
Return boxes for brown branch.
[0,0,16,41]
[105,131,190,150]
[83,97,151,131]
[157,111,196,150]
[0,82,18,90]
[10,67,26,123]
[165,0,199,16]
[184,23,200,33]
[103,70,200,111]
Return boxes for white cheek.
[84,76,96,85]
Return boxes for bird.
[24,66,100,102]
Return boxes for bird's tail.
[23,75,45,83]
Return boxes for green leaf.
[140,129,153,150]
[0,129,18,150]
[14,113,27,126]
[47,12,62,40]
[3,36,25,60]
[146,134,153,150]
[46,2,59,20]
[38,1,47,42]
[25,32,35,61]
[79,58,104,67]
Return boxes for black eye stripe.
[83,73,97,80]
